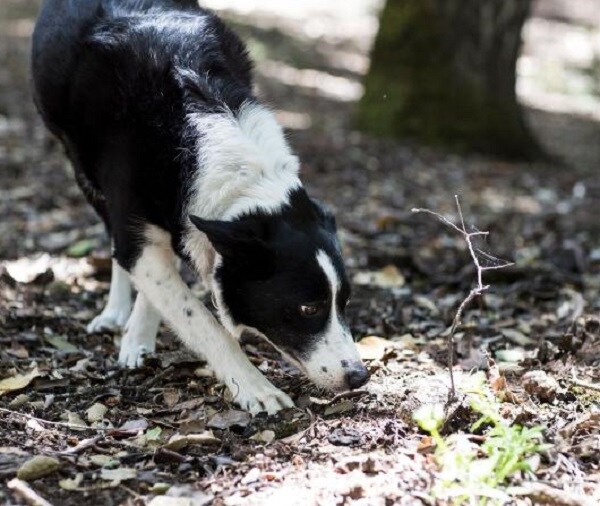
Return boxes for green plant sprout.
[413,373,545,505]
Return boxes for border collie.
[31,0,368,414]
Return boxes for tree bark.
[357,0,539,158]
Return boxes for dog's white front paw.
[87,306,131,333]
[118,331,155,369]
[233,377,294,415]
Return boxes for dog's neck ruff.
[184,101,301,281]
[187,101,301,221]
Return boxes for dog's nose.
[344,361,369,389]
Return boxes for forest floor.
[1,1,599,505]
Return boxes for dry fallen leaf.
[64,411,87,429]
[324,400,355,416]
[250,430,276,444]
[0,369,41,397]
[163,388,181,408]
[500,328,533,346]
[353,265,405,288]
[45,335,78,352]
[522,370,559,403]
[8,394,30,409]
[163,431,221,451]
[488,361,521,403]
[356,335,389,361]
[207,410,251,430]
[86,403,108,423]
[17,456,60,481]
[100,467,137,485]
[559,412,600,440]
[417,435,436,452]
[89,455,119,468]
[59,473,83,491]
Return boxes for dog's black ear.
[288,188,337,231]
[189,215,267,258]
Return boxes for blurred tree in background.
[358,0,540,158]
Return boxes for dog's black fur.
[32,0,252,268]
[32,0,368,409]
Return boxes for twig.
[0,407,106,432]
[7,478,54,506]
[412,195,514,400]
[570,380,600,393]
[568,370,600,392]
[328,389,369,404]
[61,435,103,455]
[279,417,321,445]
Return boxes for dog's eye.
[299,303,324,317]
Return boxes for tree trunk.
[357,0,539,158]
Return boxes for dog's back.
[33,1,196,128]
[32,0,253,263]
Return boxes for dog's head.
[190,188,368,392]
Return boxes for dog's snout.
[344,361,369,389]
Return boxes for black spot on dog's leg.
[321,366,328,373]
[185,308,193,317]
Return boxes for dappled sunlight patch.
[4,253,94,286]
[258,60,363,102]
[273,109,312,130]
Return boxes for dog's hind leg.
[87,260,133,333]
[119,292,161,368]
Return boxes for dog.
[31,0,368,414]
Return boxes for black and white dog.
[31,0,368,414]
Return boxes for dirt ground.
[1,1,599,505]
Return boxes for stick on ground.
[412,195,513,399]
[7,478,54,506]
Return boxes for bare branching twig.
[0,406,106,432]
[412,195,514,399]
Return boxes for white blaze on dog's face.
[190,188,369,392]
[299,250,368,390]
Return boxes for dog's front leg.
[128,241,294,415]
[119,292,161,368]
[87,259,132,332]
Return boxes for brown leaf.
[324,399,355,416]
[163,388,181,408]
[207,410,251,430]
[522,370,559,403]
[356,336,389,361]
[0,369,41,396]
[417,435,436,452]
[163,431,221,451]
[171,397,205,412]
[353,265,405,288]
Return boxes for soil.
[1,1,599,505]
